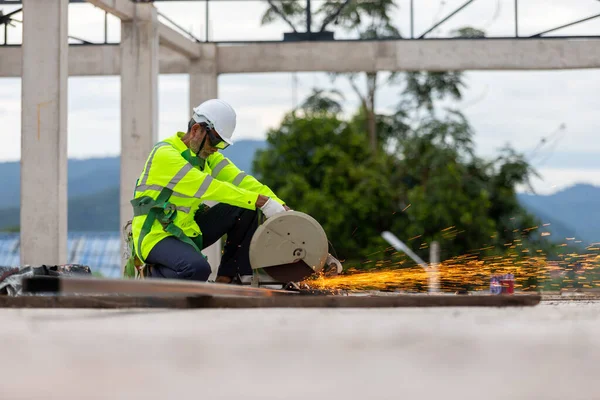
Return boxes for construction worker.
[128,99,290,284]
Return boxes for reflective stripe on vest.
[211,158,229,177]
[232,172,247,186]
[139,142,170,187]
[135,143,214,200]
[211,158,247,186]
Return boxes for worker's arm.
[149,145,262,210]
[208,152,286,205]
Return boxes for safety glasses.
[193,113,230,150]
[207,130,230,150]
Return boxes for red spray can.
[500,274,515,294]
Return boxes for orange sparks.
[303,247,600,293]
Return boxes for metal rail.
[418,0,477,39]
[156,9,202,42]
[530,12,600,37]
[206,35,600,44]
[2,0,600,46]
[1,6,108,45]
[1,292,543,308]
[22,276,296,297]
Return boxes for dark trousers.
[145,203,259,281]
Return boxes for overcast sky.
[1,0,599,195]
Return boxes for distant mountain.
[0,139,267,231]
[518,184,600,245]
[0,139,267,209]
[516,201,581,244]
[0,156,120,209]
[0,186,120,232]
[221,139,268,172]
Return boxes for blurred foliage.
[450,27,486,38]
[254,111,398,261]
[253,98,564,275]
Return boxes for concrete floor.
[1,300,600,400]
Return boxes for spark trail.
[306,244,600,293]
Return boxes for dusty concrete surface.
[1,300,599,400]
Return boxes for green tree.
[253,111,400,261]
[253,105,544,269]
[392,111,494,250]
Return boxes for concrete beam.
[87,0,200,59]
[120,2,159,272]
[3,38,600,78]
[158,24,200,59]
[20,0,69,265]
[216,39,600,73]
[85,0,137,21]
[159,45,191,74]
[0,45,190,77]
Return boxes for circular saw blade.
[249,211,329,282]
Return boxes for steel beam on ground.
[0,295,213,308]
[21,276,296,297]
[10,280,542,308]
[181,294,542,308]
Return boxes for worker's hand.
[255,194,269,208]
[283,205,292,211]
[259,197,286,219]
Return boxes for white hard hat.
[192,99,237,145]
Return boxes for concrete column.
[20,0,69,266]
[120,3,159,273]
[189,44,218,109]
[189,44,221,277]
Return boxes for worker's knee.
[177,257,211,281]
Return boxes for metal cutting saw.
[244,210,341,288]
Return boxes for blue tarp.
[0,232,122,278]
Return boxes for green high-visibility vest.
[129,131,285,265]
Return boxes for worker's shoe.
[215,275,234,284]
[213,274,253,285]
